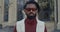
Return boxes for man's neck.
[25,17,37,25]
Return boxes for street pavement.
[0,26,14,32]
[0,29,2,32]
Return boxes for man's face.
[24,4,38,19]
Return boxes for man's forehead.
[26,4,37,8]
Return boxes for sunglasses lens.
[25,8,37,11]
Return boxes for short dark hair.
[24,1,40,12]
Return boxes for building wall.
[57,0,60,30]
[2,0,17,27]
[0,0,4,24]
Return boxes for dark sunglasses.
[25,8,37,11]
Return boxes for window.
[38,0,54,21]
[4,0,9,21]
[17,0,25,21]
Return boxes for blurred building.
[0,0,60,31]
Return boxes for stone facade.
[0,0,4,25]
[57,0,60,30]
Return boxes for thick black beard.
[27,14,36,19]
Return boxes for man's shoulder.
[38,20,45,24]
[16,19,25,24]
[16,19,45,25]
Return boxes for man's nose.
[30,10,33,12]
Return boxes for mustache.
[29,12,34,14]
